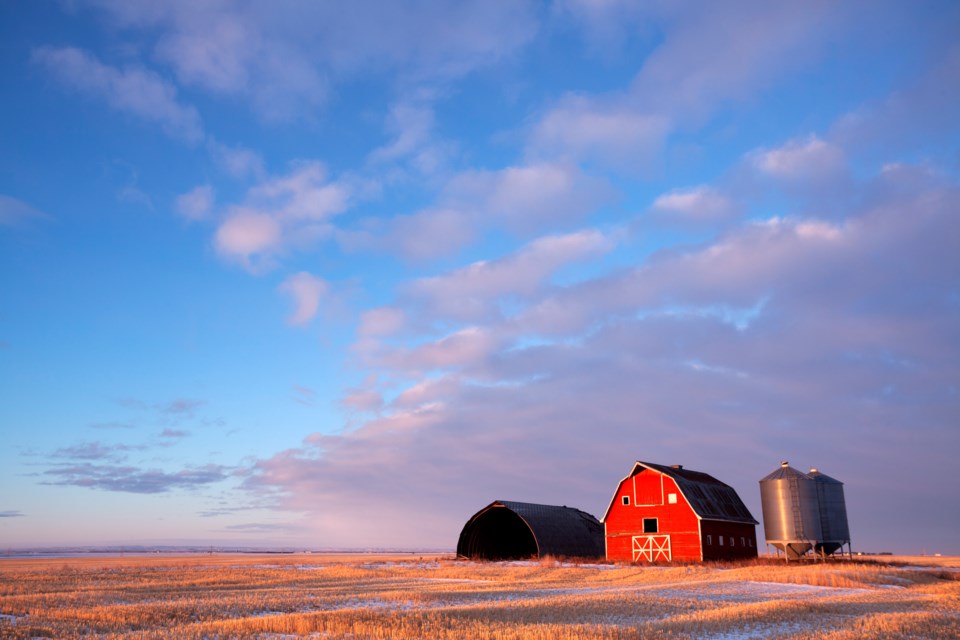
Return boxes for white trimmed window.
[719,536,724,546]
[706,534,712,545]
[622,495,630,506]
[667,493,678,504]
[642,518,658,534]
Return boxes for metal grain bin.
[759,462,822,559]
[809,468,851,556]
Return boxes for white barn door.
[632,535,672,561]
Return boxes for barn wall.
[605,470,702,562]
[700,520,758,560]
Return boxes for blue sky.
[1,1,958,553]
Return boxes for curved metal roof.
[458,500,604,559]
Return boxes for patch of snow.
[701,620,820,640]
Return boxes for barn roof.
[457,500,604,559]
[603,461,758,525]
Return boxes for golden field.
[1,553,958,639]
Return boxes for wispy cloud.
[32,46,203,142]
[292,385,317,406]
[0,195,49,227]
[0,510,25,518]
[279,272,328,326]
[214,163,350,271]
[160,398,205,416]
[44,463,231,494]
[85,1,539,122]
[175,185,215,221]
[53,441,141,461]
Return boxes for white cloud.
[0,195,48,226]
[208,141,265,180]
[212,162,351,271]
[338,163,613,263]
[279,272,328,326]
[249,163,348,221]
[214,210,283,270]
[448,162,615,233]
[528,2,841,170]
[338,208,475,263]
[651,185,736,221]
[33,46,203,142]
[84,0,539,121]
[754,136,847,183]
[528,97,670,168]
[175,185,214,221]
[406,229,613,322]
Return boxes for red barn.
[603,461,758,562]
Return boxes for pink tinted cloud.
[338,208,475,263]
[214,210,283,270]
[449,163,616,233]
[650,185,736,222]
[278,272,328,326]
[404,229,612,322]
[529,2,842,170]
[338,164,613,262]
[753,136,847,184]
[33,46,203,142]
[86,0,538,121]
[213,163,350,270]
[528,97,670,168]
[175,185,214,221]
[238,160,960,549]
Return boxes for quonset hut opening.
[457,500,604,560]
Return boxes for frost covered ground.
[1,553,958,639]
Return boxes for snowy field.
[1,553,958,639]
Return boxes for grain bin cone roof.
[808,469,843,484]
[760,461,811,482]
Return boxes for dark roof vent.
[780,461,790,468]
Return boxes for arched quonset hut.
[457,500,604,560]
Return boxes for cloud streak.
[33,46,203,142]
[44,463,231,494]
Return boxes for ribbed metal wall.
[809,469,851,556]
[759,462,822,559]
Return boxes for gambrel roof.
[603,461,758,525]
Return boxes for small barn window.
[667,493,677,504]
[730,537,734,547]
[622,495,630,506]
[748,538,753,547]
[706,534,712,545]
[719,536,724,546]
[741,537,746,547]
[642,518,658,534]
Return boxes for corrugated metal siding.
[457,500,604,559]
